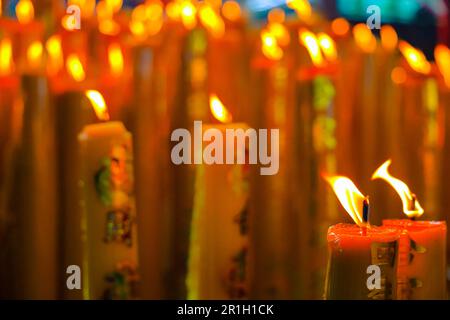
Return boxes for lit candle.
[324,175,401,300]
[186,95,251,299]
[78,90,139,300]
[372,159,447,299]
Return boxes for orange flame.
[326,175,366,226]
[435,44,450,88]
[210,94,232,123]
[16,0,34,24]
[85,90,110,121]
[372,159,424,219]
[67,0,96,19]
[391,66,407,85]
[399,41,431,75]
[46,35,63,76]
[318,32,337,62]
[222,1,241,22]
[0,38,14,76]
[108,43,124,76]
[26,40,43,69]
[261,29,283,61]
[287,0,312,19]
[380,25,398,51]
[199,4,225,38]
[66,54,86,82]
[180,1,197,30]
[353,23,377,53]
[299,29,324,67]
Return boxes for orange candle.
[373,159,447,299]
[324,176,401,300]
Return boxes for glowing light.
[287,0,312,19]
[210,94,232,123]
[199,4,225,38]
[331,17,349,36]
[16,0,34,24]
[261,30,283,61]
[399,41,431,75]
[267,8,285,24]
[391,67,407,85]
[85,90,110,121]
[0,38,13,76]
[380,25,398,51]
[46,35,63,75]
[267,23,290,46]
[180,1,197,30]
[326,175,366,226]
[108,43,124,77]
[318,33,337,62]
[299,29,324,67]
[372,159,424,219]
[26,40,43,69]
[66,54,86,82]
[435,44,450,88]
[222,1,241,22]
[353,23,377,53]
[99,19,121,35]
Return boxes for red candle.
[324,176,401,300]
[373,159,447,299]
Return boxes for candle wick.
[409,194,417,221]
[362,196,370,235]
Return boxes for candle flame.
[325,175,366,226]
[104,0,123,13]
[199,4,225,38]
[399,41,431,75]
[380,25,398,51]
[46,35,63,76]
[435,44,450,88]
[299,29,324,67]
[85,90,110,121]
[66,54,86,82]
[16,0,34,24]
[286,0,312,19]
[353,23,377,53]
[180,1,197,30]
[261,30,283,61]
[210,94,232,123]
[26,40,43,69]
[372,159,424,219]
[221,1,241,22]
[0,38,14,76]
[108,43,124,77]
[331,17,349,36]
[67,0,95,19]
[318,32,337,62]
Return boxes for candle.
[324,176,401,300]
[372,159,447,299]
[186,95,251,299]
[78,90,139,300]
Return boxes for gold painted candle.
[186,95,251,299]
[78,90,139,300]
[372,159,447,299]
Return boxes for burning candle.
[78,90,139,299]
[372,159,447,299]
[324,176,401,300]
[186,95,251,299]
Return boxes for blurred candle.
[78,90,139,299]
[186,95,251,299]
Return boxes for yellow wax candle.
[78,91,139,300]
[186,96,251,299]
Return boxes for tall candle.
[78,91,139,299]
[186,95,251,299]
[372,159,447,299]
[324,176,400,300]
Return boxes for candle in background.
[324,176,400,300]
[372,159,447,299]
[78,90,139,300]
[186,95,251,299]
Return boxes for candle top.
[327,223,401,246]
[383,219,447,233]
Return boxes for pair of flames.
[327,160,424,226]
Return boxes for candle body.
[383,219,447,299]
[325,224,401,300]
[78,121,139,299]
[187,123,251,299]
